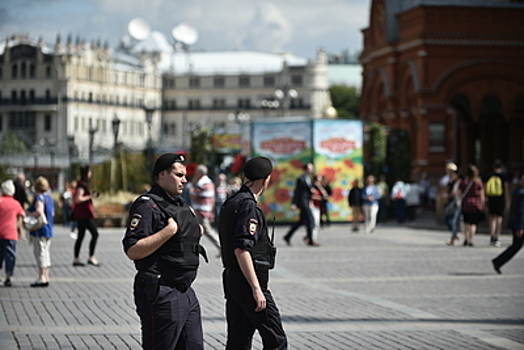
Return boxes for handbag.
[23,213,48,231]
[24,195,48,231]
[444,200,458,217]
[444,180,474,217]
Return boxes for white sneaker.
[69,232,77,240]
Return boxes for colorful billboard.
[251,119,363,222]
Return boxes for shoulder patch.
[248,218,258,235]
[129,214,142,230]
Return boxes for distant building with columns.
[0,27,332,190]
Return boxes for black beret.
[153,153,186,177]
[243,156,273,181]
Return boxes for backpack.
[485,175,503,197]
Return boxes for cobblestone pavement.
[1,216,523,349]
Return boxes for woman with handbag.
[459,165,485,247]
[72,165,100,267]
[27,176,54,287]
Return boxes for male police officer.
[219,156,287,349]
[122,153,207,350]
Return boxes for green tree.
[0,131,29,156]
[329,85,360,119]
[369,123,387,178]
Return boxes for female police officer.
[218,156,287,349]
[122,153,207,350]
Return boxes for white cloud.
[0,0,370,58]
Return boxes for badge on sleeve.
[248,219,258,235]
[130,214,142,230]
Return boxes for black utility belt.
[159,276,188,292]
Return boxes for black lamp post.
[88,126,98,166]
[144,105,155,172]
[274,84,298,117]
[111,114,121,194]
[112,114,121,155]
[67,135,75,182]
[32,145,38,182]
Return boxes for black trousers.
[74,218,99,258]
[134,281,204,350]
[285,206,314,242]
[493,229,523,269]
[223,269,287,350]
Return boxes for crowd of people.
[0,165,102,288]
[1,154,522,349]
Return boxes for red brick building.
[360,0,524,178]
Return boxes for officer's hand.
[166,218,178,236]
[253,287,266,312]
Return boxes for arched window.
[12,64,18,79]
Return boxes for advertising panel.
[251,120,312,222]
[313,119,363,221]
[251,119,363,223]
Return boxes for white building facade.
[0,30,332,189]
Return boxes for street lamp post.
[47,138,56,187]
[88,126,98,166]
[274,84,298,117]
[112,115,121,156]
[32,145,38,182]
[260,99,280,117]
[67,135,75,182]
[227,110,250,152]
[111,115,121,194]
[144,105,155,173]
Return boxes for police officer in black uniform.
[122,153,207,350]
[219,156,287,349]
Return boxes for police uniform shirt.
[221,185,269,282]
[122,183,196,286]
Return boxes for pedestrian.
[444,169,463,245]
[460,164,485,247]
[218,156,287,350]
[215,173,229,228]
[311,174,329,244]
[319,175,332,228]
[361,175,381,234]
[376,175,390,223]
[492,173,524,274]
[72,165,101,267]
[228,176,242,196]
[406,178,422,222]
[189,164,221,256]
[391,178,409,223]
[27,176,55,287]
[60,181,78,239]
[348,179,363,232]
[122,153,207,350]
[283,162,317,246]
[0,180,25,287]
[484,159,510,247]
[13,172,29,209]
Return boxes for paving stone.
[0,213,522,349]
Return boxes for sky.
[0,0,371,59]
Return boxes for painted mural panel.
[251,119,363,223]
[251,120,312,222]
[313,119,363,222]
